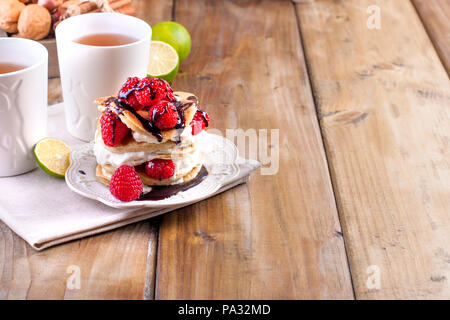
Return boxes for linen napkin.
[0,104,260,250]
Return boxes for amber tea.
[0,63,27,74]
[74,33,138,46]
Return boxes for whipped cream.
[94,132,203,177]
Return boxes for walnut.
[0,0,25,33]
[17,4,51,40]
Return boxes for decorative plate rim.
[65,133,240,209]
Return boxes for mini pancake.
[95,91,198,143]
[95,121,196,154]
[97,146,201,181]
[96,163,203,186]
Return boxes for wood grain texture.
[48,78,62,105]
[0,221,156,299]
[132,0,173,25]
[154,0,353,299]
[412,0,450,74]
[296,0,450,299]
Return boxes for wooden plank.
[0,222,156,299]
[48,78,62,105]
[0,0,173,300]
[296,0,450,299]
[412,0,450,74]
[154,0,353,299]
[132,0,173,25]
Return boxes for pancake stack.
[93,90,208,188]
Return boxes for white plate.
[65,133,240,209]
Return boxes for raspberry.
[145,159,175,180]
[100,112,130,147]
[109,165,143,202]
[134,77,175,107]
[149,101,179,130]
[191,110,210,135]
[118,77,142,110]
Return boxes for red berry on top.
[145,159,175,180]
[100,112,130,147]
[191,110,210,135]
[149,100,179,130]
[109,165,143,202]
[134,77,175,107]
[118,76,142,110]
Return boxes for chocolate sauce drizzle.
[185,95,209,127]
[105,96,163,141]
[103,82,212,200]
[119,79,174,102]
[105,109,118,145]
[108,90,209,142]
[114,79,174,141]
[138,166,208,201]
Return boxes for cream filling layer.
[132,125,196,146]
[94,133,202,177]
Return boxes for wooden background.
[1,0,449,299]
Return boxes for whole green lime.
[152,21,191,62]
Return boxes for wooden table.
[1,0,449,300]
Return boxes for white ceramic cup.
[0,38,48,177]
[55,13,151,141]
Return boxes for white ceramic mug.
[0,38,48,177]
[55,13,151,141]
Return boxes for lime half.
[148,40,179,83]
[34,138,72,178]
